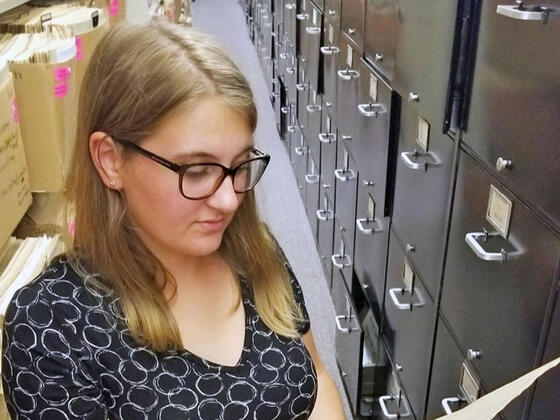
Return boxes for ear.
[89,132,124,189]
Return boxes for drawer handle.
[296,83,308,91]
[335,315,360,333]
[285,3,295,10]
[305,174,319,184]
[389,288,425,311]
[306,26,321,34]
[286,67,296,74]
[296,13,309,21]
[348,27,356,35]
[316,209,334,221]
[442,396,465,415]
[379,395,411,419]
[358,103,387,118]
[400,150,441,171]
[328,9,337,16]
[496,3,560,23]
[334,168,357,182]
[356,218,383,234]
[320,46,340,55]
[375,53,384,62]
[306,104,321,113]
[281,106,289,114]
[279,52,289,59]
[318,133,336,143]
[465,232,509,262]
[287,125,297,133]
[332,253,351,269]
[294,146,306,156]
[337,69,359,80]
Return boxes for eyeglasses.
[115,139,270,200]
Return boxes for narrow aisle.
[192,1,351,418]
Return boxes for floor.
[191,1,353,418]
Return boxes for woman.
[1,21,345,420]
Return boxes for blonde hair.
[67,20,304,351]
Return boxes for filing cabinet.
[293,126,308,197]
[334,137,358,245]
[440,149,560,419]
[383,230,437,419]
[317,188,335,290]
[297,60,310,129]
[304,88,322,164]
[391,101,456,297]
[304,153,321,239]
[332,218,354,291]
[461,0,560,231]
[321,0,342,105]
[335,34,360,149]
[319,100,337,205]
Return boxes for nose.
[206,174,241,212]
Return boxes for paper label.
[346,44,353,68]
[367,194,376,221]
[326,115,331,133]
[460,363,480,403]
[312,8,318,26]
[328,24,333,44]
[76,37,84,62]
[110,0,120,16]
[343,149,350,171]
[370,74,378,102]
[486,185,513,238]
[403,259,414,291]
[11,98,19,124]
[416,115,430,152]
[54,67,71,82]
[54,83,68,98]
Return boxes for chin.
[185,233,225,257]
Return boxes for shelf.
[0,0,29,16]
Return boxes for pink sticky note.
[54,66,71,82]
[109,0,119,16]
[11,98,19,124]
[76,37,83,62]
[54,82,68,98]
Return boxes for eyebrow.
[170,145,254,163]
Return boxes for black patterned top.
[1,256,317,419]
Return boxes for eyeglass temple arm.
[117,139,182,173]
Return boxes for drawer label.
[416,115,430,152]
[312,8,318,26]
[486,185,513,238]
[460,363,480,403]
[326,115,332,132]
[368,194,376,221]
[370,73,378,102]
[346,44,353,68]
[328,24,334,44]
[403,259,415,291]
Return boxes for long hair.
[66,20,304,351]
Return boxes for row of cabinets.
[243,0,560,419]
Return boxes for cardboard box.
[0,61,32,250]
[9,43,77,192]
[14,192,70,241]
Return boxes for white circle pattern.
[2,257,317,419]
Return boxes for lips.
[197,218,226,231]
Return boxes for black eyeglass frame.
[114,138,271,200]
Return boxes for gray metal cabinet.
[304,89,322,164]
[333,218,354,291]
[440,149,560,419]
[319,101,337,204]
[320,0,342,106]
[304,152,321,239]
[340,0,365,52]
[317,188,336,290]
[335,34,361,149]
[426,317,503,419]
[364,0,398,81]
[383,230,436,419]
[353,180,390,320]
[282,0,297,47]
[293,125,308,195]
[391,101,456,297]
[334,137,358,240]
[354,59,394,214]
[300,2,323,95]
[297,61,310,129]
[462,0,560,231]
[527,278,560,419]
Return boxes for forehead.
[143,98,254,161]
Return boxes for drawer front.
[323,0,341,47]
[354,179,390,320]
[463,0,560,230]
[340,0,365,52]
[333,268,364,416]
[364,0,397,80]
[305,89,322,165]
[293,126,308,196]
[333,218,354,291]
[355,59,394,213]
[335,35,361,146]
[335,137,358,237]
[304,153,320,240]
[383,230,436,418]
[391,100,456,297]
[319,102,337,205]
[317,188,335,289]
[440,149,560,418]
[283,0,297,46]
[426,318,503,419]
[297,62,310,129]
[301,4,323,93]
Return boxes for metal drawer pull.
[318,133,336,143]
[356,218,383,234]
[442,397,464,415]
[334,315,360,333]
[337,69,359,80]
[279,52,288,59]
[496,157,512,172]
[316,209,333,221]
[286,67,296,74]
[305,174,319,184]
[281,107,289,114]
[306,27,321,34]
[296,83,308,91]
[334,168,357,182]
[332,253,351,269]
[306,104,321,113]
[389,288,425,311]
[320,46,340,55]
[400,150,441,171]
[294,146,306,156]
[296,13,309,20]
[285,3,295,10]
[497,3,559,22]
[379,395,411,419]
[287,125,296,133]
[465,232,508,262]
[358,103,387,118]
[348,28,356,35]
[328,9,336,16]
[375,53,384,62]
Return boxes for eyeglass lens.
[181,158,267,199]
